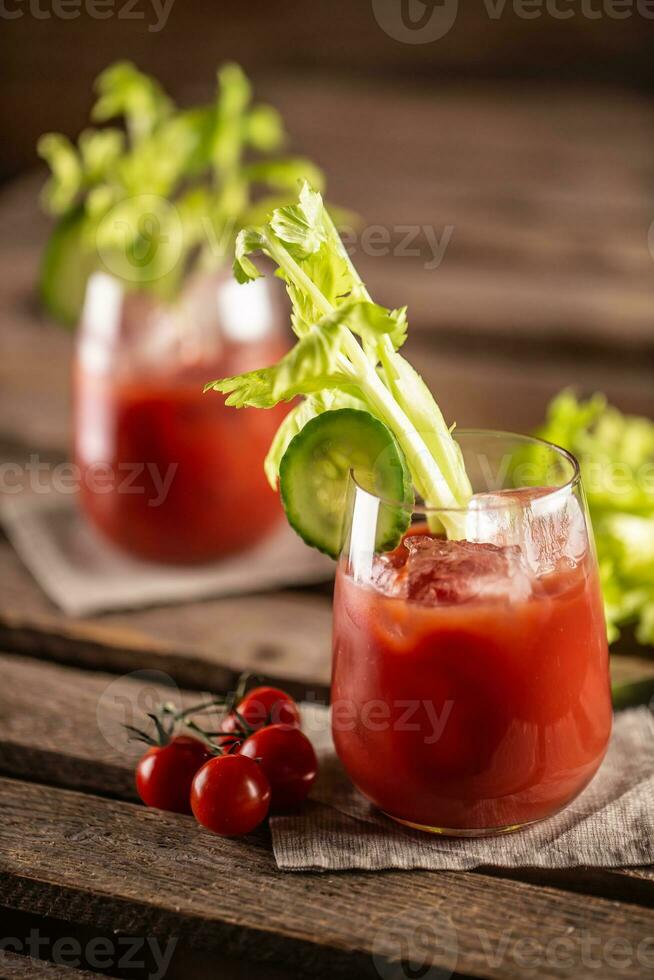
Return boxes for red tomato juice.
[74,360,286,564]
[331,531,612,832]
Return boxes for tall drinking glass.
[331,431,612,836]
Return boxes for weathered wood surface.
[0,541,333,693]
[488,864,654,909]
[0,543,651,699]
[3,83,654,439]
[3,133,654,459]
[0,651,651,910]
[1,651,650,803]
[0,908,300,980]
[0,951,110,980]
[2,5,652,180]
[4,298,654,466]
[1,775,653,980]
[0,602,651,980]
[0,653,189,799]
[610,653,654,688]
[1,78,653,980]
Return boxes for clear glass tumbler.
[74,269,288,564]
[331,431,612,836]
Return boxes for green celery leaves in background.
[539,390,654,646]
[37,62,326,326]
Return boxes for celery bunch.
[206,183,472,532]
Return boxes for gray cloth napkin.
[0,493,332,616]
[271,705,654,871]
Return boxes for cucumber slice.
[39,206,96,328]
[279,408,413,558]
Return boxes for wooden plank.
[2,175,654,461]
[0,951,109,979]
[611,654,654,689]
[0,653,179,799]
[0,541,333,694]
[1,776,653,980]
[5,309,654,464]
[0,910,298,980]
[3,78,654,354]
[2,4,648,89]
[483,865,654,909]
[1,535,652,701]
[0,650,650,798]
[369,261,654,350]
[0,249,71,455]
[0,651,651,914]
[411,340,654,432]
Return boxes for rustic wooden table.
[1,80,653,980]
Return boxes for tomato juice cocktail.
[74,273,286,564]
[42,64,330,565]
[75,362,286,564]
[199,187,613,837]
[332,524,611,834]
[330,432,613,835]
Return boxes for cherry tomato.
[191,754,271,836]
[135,736,213,815]
[222,686,301,735]
[239,724,318,812]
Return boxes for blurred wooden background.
[2,0,654,178]
[1,2,654,441]
[1,13,654,977]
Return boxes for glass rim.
[350,428,581,514]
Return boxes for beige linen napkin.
[271,705,654,871]
[0,494,332,616]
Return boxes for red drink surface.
[332,528,612,831]
[74,356,286,564]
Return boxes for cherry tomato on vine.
[239,724,318,812]
[222,686,301,735]
[191,754,271,836]
[135,736,212,815]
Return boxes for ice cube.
[466,487,587,574]
[404,535,532,604]
[370,550,409,599]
